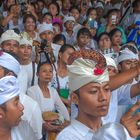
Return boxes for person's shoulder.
[56,124,80,140]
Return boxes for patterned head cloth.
[0,76,20,105]
[0,30,20,44]
[67,50,109,92]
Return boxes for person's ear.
[118,64,121,71]
[71,93,79,105]
[0,108,5,119]
[58,52,62,59]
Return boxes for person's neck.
[0,126,11,140]
[66,30,73,36]
[20,59,31,65]
[77,113,102,131]
[38,80,48,90]
[58,60,67,70]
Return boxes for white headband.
[104,56,117,69]
[118,48,139,64]
[0,52,20,75]
[0,76,20,105]
[37,23,54,34]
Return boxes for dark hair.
[37,62,52,73]
[23,14,36,24]
[133,0,140,8]
[106,8,119,17]
[42,12,53,20]
[121,42,138,54]
[69,6,80,13]
[53,34,66,44]
[77,27,92,39]
[59,44,75,53]
[86,7,96,18]
[109,28,122,39]
[48,2,60,16]
[97,32,110,43]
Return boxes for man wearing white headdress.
[0,76,24,140]
[0,51,43,140]
[37,23,61,63]
[17,35,38,88]
[0,30,20,54]
[115,48,140,122]
[56,49,140,140]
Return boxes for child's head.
[42,12,53,24]
[77,27,92,48]
[53,34,66,46]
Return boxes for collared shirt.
[62,31,77,46]
[56,119,94,140]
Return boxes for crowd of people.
[0,0,140,140]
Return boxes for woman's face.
[111,31,122,46]
[108,12,119,25]
[59,48,75,64]
[70,9,80,21]
[37,64,53,83]
[72,82,111,118]
[48,4,58,17]
[98,34,112,51]
[24,17,36,32]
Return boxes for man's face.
[119,59,138,72]
[64,21,75,31]
[0,96,24,127]
[17,45,32,61]
[72,82,111,118]
[1,40,19,55]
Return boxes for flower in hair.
[94,67,104,75]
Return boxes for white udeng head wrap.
[38,23,54,34]
[118,48,139,64]
[0,76,20,105]
[104,56,117,70]
[20,36,33,47]
[67,50,109,92]
[0,30,20,44]
[0,52,20,75]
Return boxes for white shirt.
[56,119,94,140]
[11,127,24,140]
[21,62,38,88]
[56,120,135,140]
[20,94,43,140]
[27,85,70,121]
